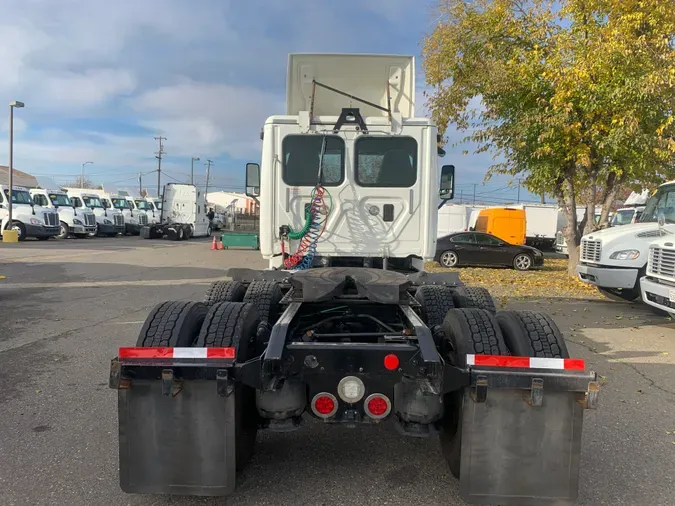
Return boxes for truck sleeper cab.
[0,185,59,241]
[30,189,96,239]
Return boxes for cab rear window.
[282,135,344,186]
[355,137,417,187]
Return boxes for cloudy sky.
[0,0,539,203]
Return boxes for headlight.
[30,218,42,225]
[609,249,640,260]
[73,219,83,225]
[104,219,112,224]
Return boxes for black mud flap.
[459,369,598,506]
[118,379,236,496]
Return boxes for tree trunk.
[558,176,581,277]
[598,173,620,229]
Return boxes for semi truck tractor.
[30,188,96,239]
[109,54,599,505]
[63,188,126,237]
[0,185,60,241]
[140,183,212,240]
[577,180,675,303]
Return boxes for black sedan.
[434,232,544,271]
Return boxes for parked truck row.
[1,179,210,242]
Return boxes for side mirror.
[439,164,455,200]
[246,163,260,198]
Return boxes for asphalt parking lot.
[1,236,674,506]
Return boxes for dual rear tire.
[435,297,569,479]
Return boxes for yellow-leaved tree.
[422,0,675,275]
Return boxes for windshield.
[81,195,103,208]
[611,209,635,226]
[3,189,33,204]
[48,194,72,206]
[134,200,151,210]
[154,200,162,210]
[639,185,675,224]
[111,197,127,209]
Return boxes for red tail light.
[364,393,392,420]
[311,392,338,419]
[383,354,399,371]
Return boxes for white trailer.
[0,185,59,241]
[437,204,485,237]
[142,183,212,240]
[510,203,563,250]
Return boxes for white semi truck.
[109,54,599,505]
[141,183,212,240]
[85,188,148,235]
[577,180,675,302]
[640,231,675,316]
[0,185,60,241]
[30,188,96,239]
[63,188,126,237]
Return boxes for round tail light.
[311,392,338,419]
[364,393,392,420]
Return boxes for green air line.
[287,207,312,240]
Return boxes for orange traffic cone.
[211,236,217,250]
[217,239,224,250]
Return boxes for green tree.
[422,0,675,275]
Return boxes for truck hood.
[583,222,666,242]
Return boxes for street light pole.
[81,161,93,189]
[191,157,200,185]
[7,101,24,236]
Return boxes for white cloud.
[39,69,137,111]
[133,81,284,159]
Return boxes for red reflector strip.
[466,354,585,370]
[119,347,235,359]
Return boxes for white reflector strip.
[529,357,565,369]
[172,348,208,358]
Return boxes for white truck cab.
[85,188,147,235]
[0,185,59,241]
[641,234,675,315]
[245,54,451,271]
[577,181,675,301]
[63,188,126,237]
[30,188,96,239]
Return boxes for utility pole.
[204,159,213,198]
[138,172,142,194]
[191,157,200,185]
[472,184,477,205]
[517,178,522,203]
[154,136,166,197]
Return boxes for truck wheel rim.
[442,252,457,267]
[60,225,67,237]
[12,225,21,237]
[516,255,530,270]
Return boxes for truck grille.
[84,214,96,227]
[43,212,58,226]
[138,213,148,226]
[581,239,601,262]
[556,231,565,246]
[114,214,124,226]
[649,247,675,278]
